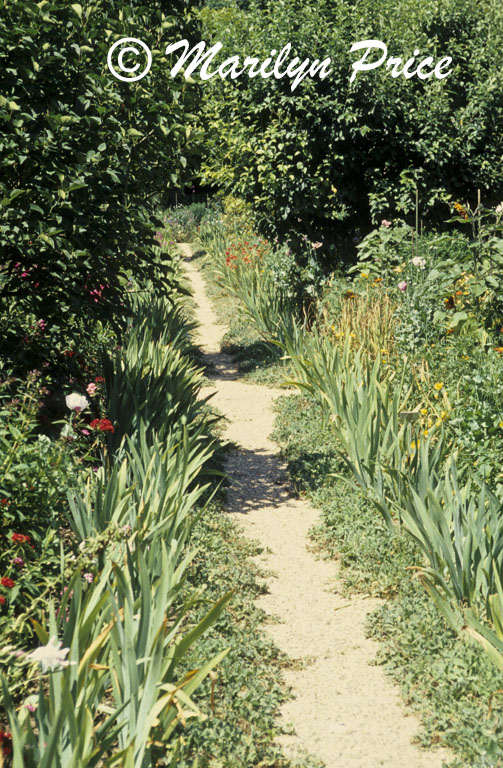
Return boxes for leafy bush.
[0,0,201,372]
[0,372,81,624]
[200,0,503,251]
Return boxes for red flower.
[0,730,12,755]
[90,418,114,433]
[12,533,30,544]
[0,596,5,605]
[94,376,105,383]
[1,577,15,589]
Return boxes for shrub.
[199,0,503,252]
[0,0,202,372]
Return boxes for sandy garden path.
[180,243,451,768]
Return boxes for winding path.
[181,244,451,768]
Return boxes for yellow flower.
[440,410,448,420]
[361,272,369,279]
[420,408,427,416]
[423,430,429,437]
[454,201,469,220]
[434,382,443,391]
[499,421,503,428]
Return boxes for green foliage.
[164,203,220,242]
[273,391,503,766]
[0,373,81,622]
[200,199,503,749]
[197,217,298,341]
[0,262,231,765]
[0,0,201,370]
[200,0,503,249]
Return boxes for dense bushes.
[199,0,503,252]
[0,0,201,371]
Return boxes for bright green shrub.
[200,0,503,250]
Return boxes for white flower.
[26,636,75,673]
[65,393,89,412]
[412,256,426,268]
[496,202,503,214]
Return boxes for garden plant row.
[190,196,503,766]
[1,244,236,766]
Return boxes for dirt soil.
[180,244,452,768]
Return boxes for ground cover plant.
[272,393,503,768]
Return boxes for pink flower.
[37,319,47,331]
[83,573,94,583]
[398,281,407,291]
[86,382,97,396]
[12,557,24,567]
[381,220,392,228]
[81,429,90,436]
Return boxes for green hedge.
[199,0,503,251]
[0,0,201,368]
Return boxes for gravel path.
[181,244,451,768]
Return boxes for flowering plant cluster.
[225,236,271,269]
